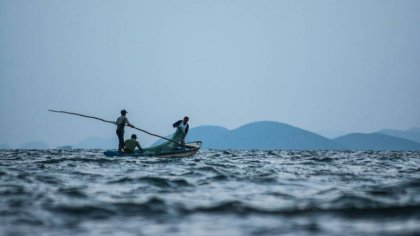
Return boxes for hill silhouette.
[20,141,49,149]
[334,133,420,151]
[14,123,420,151]
[183,121,343,150]
[378,128,420,144]
[74,137,116,149]
[0,143,10,149]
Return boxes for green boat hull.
[103,141,202,158]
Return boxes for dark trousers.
[116,130,124,152]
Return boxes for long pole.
[48,110,188,147]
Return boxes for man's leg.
[116,130,124,152]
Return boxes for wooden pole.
[48,110,190,147]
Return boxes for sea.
[1,149,419,236]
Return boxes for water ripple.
[0,149,419,235]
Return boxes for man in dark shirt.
[172,116,189,144]
[115,109,133,153]
[124,134,143,153]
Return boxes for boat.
[48,109,202,158]
[103,141,202,158]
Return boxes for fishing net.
[103,127,200,157]
[142,128,186,154]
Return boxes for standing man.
[116,109,133,153]
[172,116,189,144]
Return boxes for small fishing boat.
[48,110,202,158]
[103,141,202,158]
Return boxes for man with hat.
[115,109,133,153]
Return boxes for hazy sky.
[1,0,419,147]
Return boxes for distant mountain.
[186,125,229,147]
[56,145,72,150]
[409,128,420,132]
[378,128,420,144]
[315,129,347,139]
[334,133,420,151]
[54,124,420,151]
[74,137,117,149]
[152,125,229,147]
[0,143,10,149]
[20,141,49,149]
[168,121,343,150]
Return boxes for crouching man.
[124,134,143,154]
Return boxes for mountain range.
[0,143,11,149]
[18,141,50,149]
[185,122,344,150]
[334,133,420,151]
[378,128,420,144]
[2,121,420,151]
[180,121,420,151]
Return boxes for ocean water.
[1,149,419,236]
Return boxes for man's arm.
[125,117,133,127]
[173,120,182,128]
[185,125,189,134]
[136,141,143,151]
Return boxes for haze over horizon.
[1,0,419,147]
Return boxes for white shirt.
[178,121,187,133]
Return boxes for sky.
[1,0,419,147]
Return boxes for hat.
[121,109,128,115]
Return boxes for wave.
[35,157,116,164]
[0,184,27,196]
[183,200,420,217]
[57,187,88,198]
[47,197,169,218]
[47,205,115,219]
[1,150,420,235]
[107,176,194,188]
